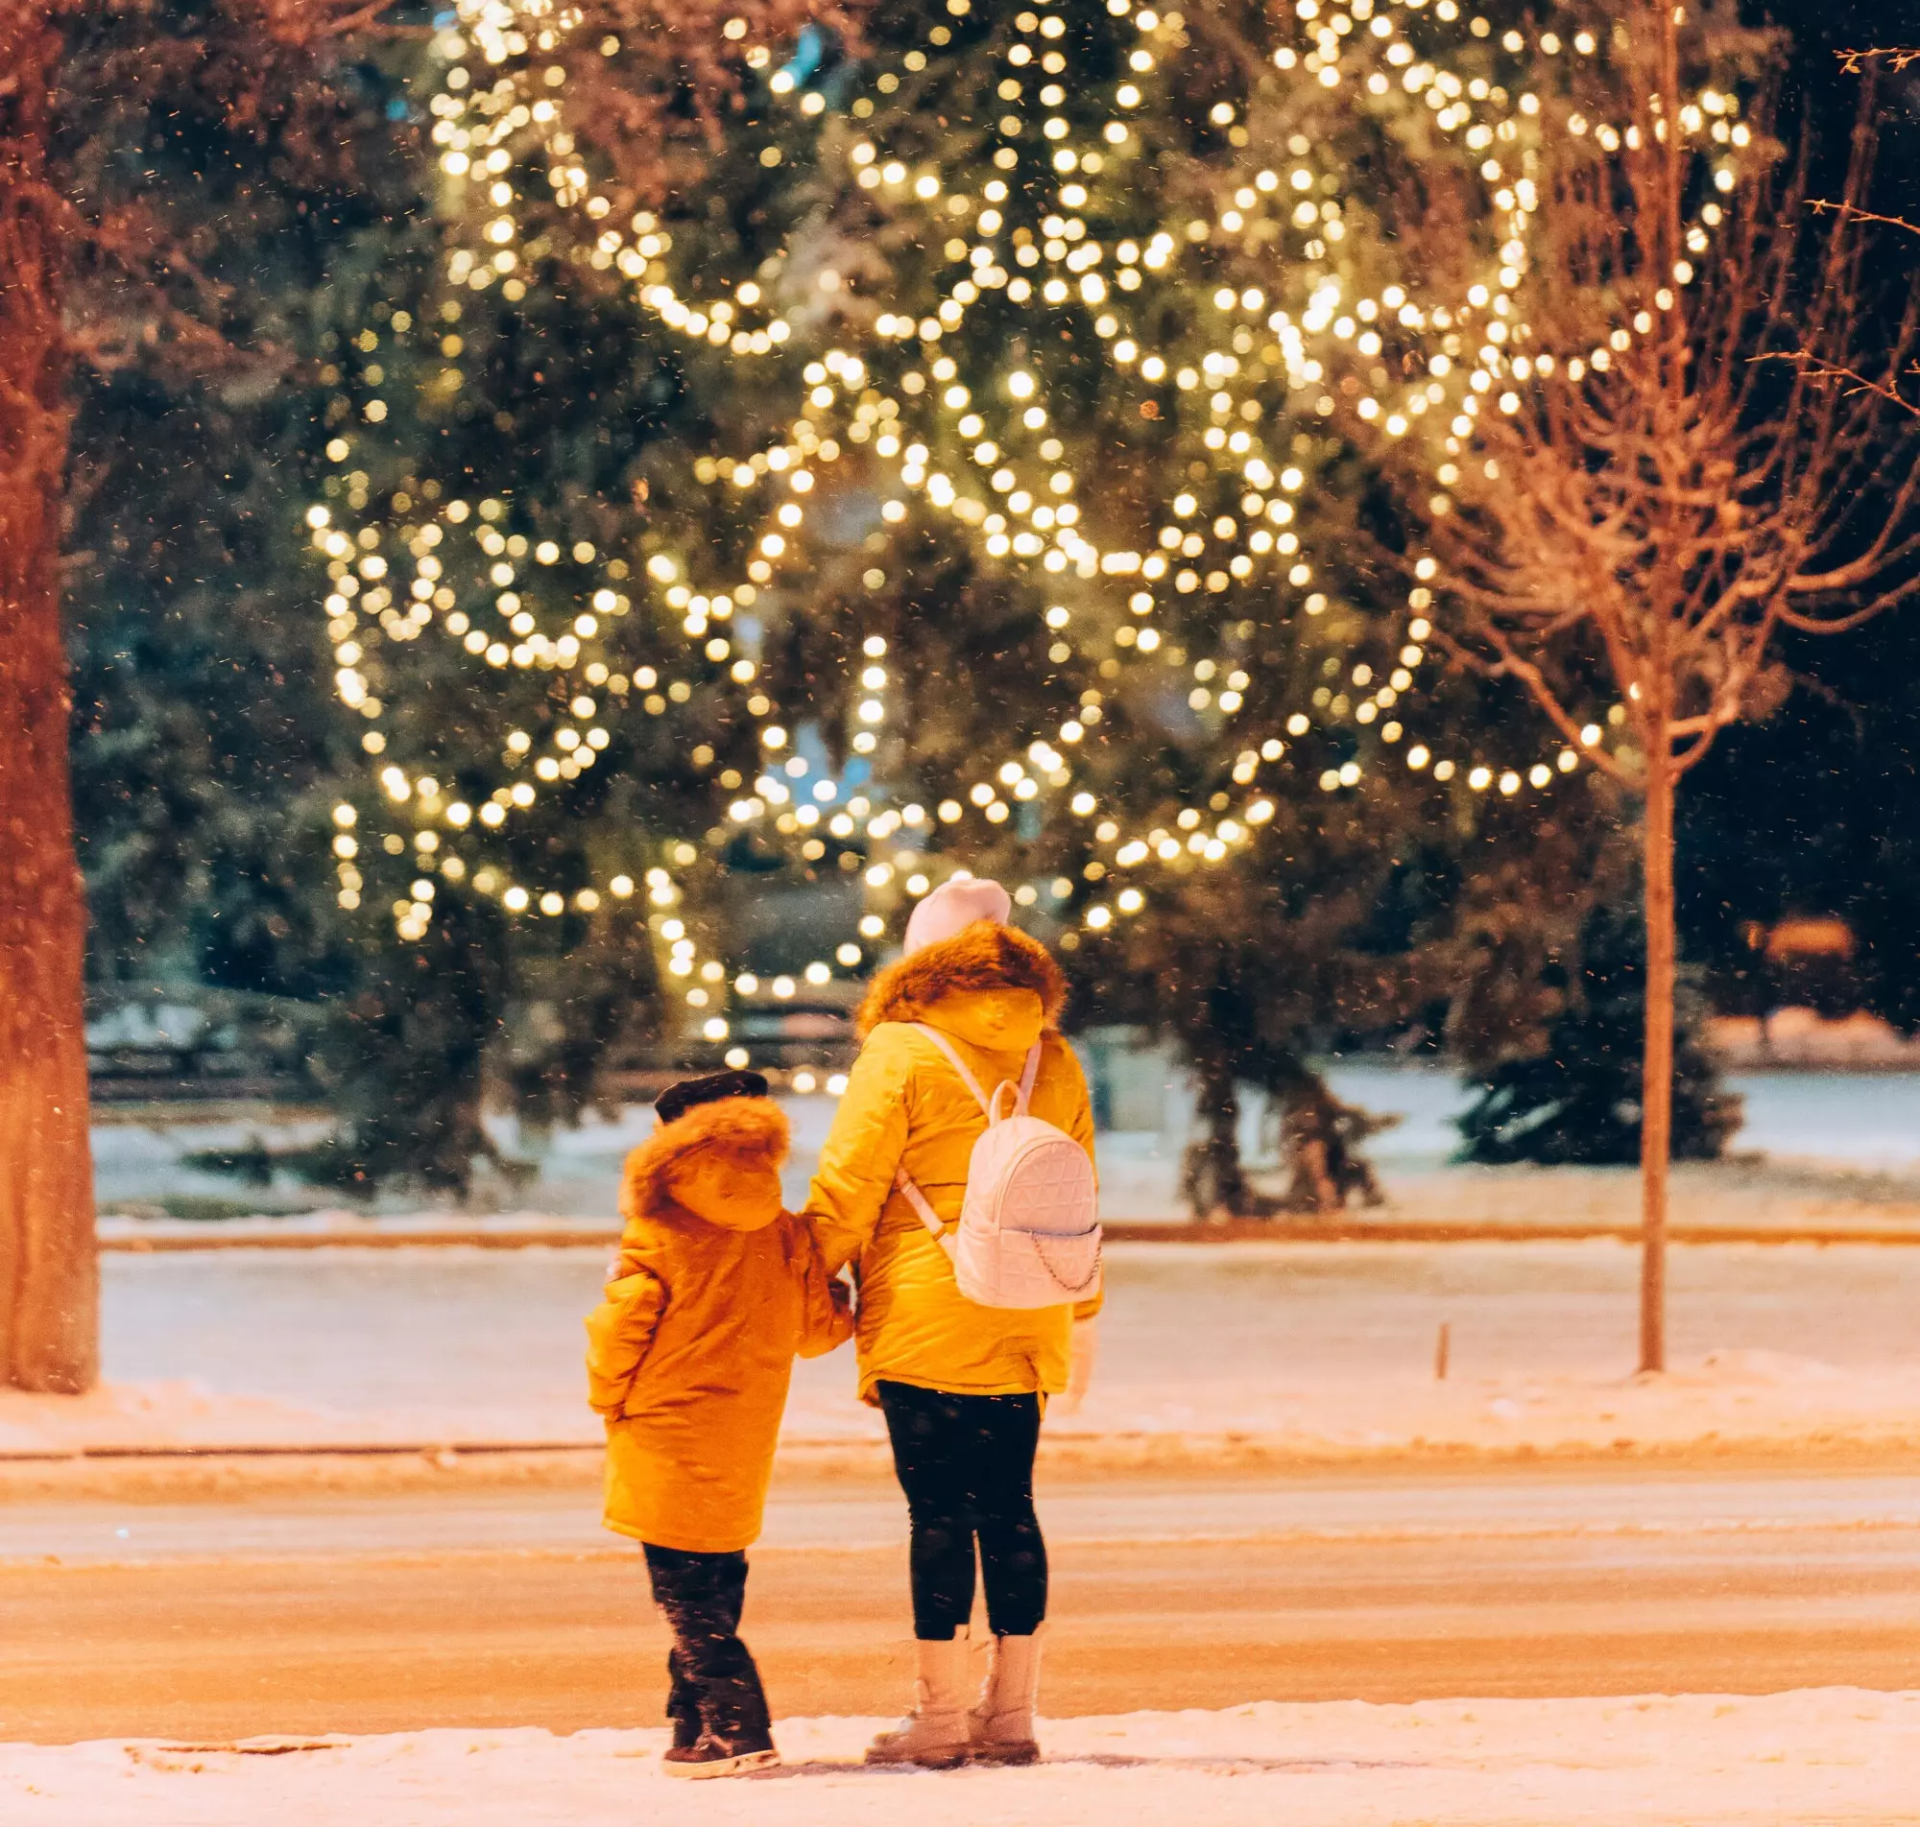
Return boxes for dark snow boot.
[661,1736,779,1779]
[664,1648,702,1754]
[662,1657,779,1778]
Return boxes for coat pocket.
[584,1268,666,1416]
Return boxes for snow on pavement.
[9,1346,1920,1465]
[0,1381,330,1458]
[8,1239,1920,1461]
[5,1692,1914,1825]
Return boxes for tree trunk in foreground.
[1638,743,1677,1376]
[0,20,99,1394]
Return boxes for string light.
[314,0,1749,1072]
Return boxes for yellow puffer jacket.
[803,921,1100,1404]
[586,1096,852,1554]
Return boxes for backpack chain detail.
[892,1024,1103,1310]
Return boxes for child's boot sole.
[664,1749,780,1780]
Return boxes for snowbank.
[6,1691,1915,1825]
[1037,1346,1920,1463]
[0,1383,341,1459]
[6,1346,1920,1469]
[96,1209,620,1246]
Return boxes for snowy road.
[7,1462,1920,1744]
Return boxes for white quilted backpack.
[892,1023,1102,1309]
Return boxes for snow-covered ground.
[6,1691,1915,1825]
[91,1066,1920,1223]
[6,1239,1920,1463]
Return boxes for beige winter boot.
[969,1629,1043,1765]
[864,1634,973,1768]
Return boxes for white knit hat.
[902,875,1012,956]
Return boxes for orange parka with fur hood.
[586,1096,852,1553]
[802,921,1100,1404]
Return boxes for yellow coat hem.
[601,1514,761,1554]
[858,1367,1059,1406]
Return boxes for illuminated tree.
[279,2,862,1181]
[320,0,1620,1116]
[1389,3,1920,1368]
[3,0,860,1381]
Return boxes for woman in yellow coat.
[803,877,1100,1769]
[586,1070,850,1778]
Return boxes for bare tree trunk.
[1181,1052,1252,1220]
[0,19,99,1394]
[0,505,96,1397]
[1638,737,1676,1376]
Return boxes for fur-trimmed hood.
[855,920,1068,1042]
[620,1095,790,1232]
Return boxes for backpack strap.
[1016,1040,1042,1114]
[894,1024,1042,1246]
[893,1025,985,1248]
[893,1166,950,1245]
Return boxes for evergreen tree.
[1456,900,1743,1166]
[68,5,859,1203]
[310,0,1606,1199]
[95,0,1742,1216]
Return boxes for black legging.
[876,1380,1047,1641]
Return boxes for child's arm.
[583,1263,667,1416]
[788,1215,856,1359]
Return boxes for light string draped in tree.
[306,0,1749,1068]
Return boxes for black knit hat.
[653,1069,770,1126]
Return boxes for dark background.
[1679,0,1920,1024]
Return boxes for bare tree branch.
[1807,197,1920,239]
[1836,47,1920,76]
[1371,1,1920,1372]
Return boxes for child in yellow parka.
[585,1069,852,1779]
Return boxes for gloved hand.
[1055,1316,1099,1416]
